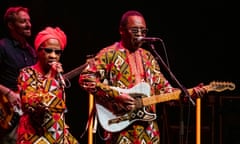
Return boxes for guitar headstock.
[207,81,236,92]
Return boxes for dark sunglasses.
[128,27,148,34]
[39,47,63,55]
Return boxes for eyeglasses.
[39,47,63,55]
[128,27,148,34]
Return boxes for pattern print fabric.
[91,42,174,144]
[17,67,78,144]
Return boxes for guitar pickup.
[108,115,130,124]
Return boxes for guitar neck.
[141,88,195,106]
[63,63,88,80]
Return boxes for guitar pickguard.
[108,107,156,125]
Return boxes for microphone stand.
[59,76,67,143]
[148,42,195,144]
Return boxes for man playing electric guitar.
[78,10,208,144]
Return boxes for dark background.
[1,1,239,144]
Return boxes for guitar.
[95,81,235,133]
[0,60,90,132]
[0,92,22,132]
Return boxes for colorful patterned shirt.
[87,42,174,144]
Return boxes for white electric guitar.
[95,81,235,133]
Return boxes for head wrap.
[34,26,67,50]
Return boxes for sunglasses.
[128,27,148,34]
[39,47,63,55]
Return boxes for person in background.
[0,6,37,144]
[78,10,207,144]
[16,26,79,144]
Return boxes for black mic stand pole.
[148,43,195,144]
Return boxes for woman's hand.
[47,62,63,78]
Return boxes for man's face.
[121,15,148,51]
[10,10,32,37]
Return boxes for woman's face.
[37,38,63,70]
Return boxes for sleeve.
[79,47,120,98]
[18,68,48,114]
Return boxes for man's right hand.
[6,91,21,109]
[115,93,135,111]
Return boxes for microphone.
[50,62,66,87]
[57,72,66,87]
[135,37,162,43]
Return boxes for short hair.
[4,6,29,26]
[119,10,144,28]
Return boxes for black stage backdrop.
[0,1,238,144]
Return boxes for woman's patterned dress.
[17,66,79,144]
